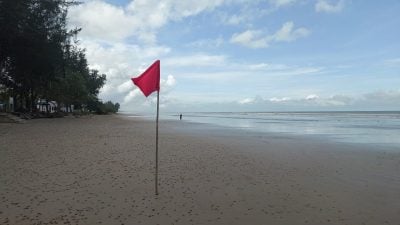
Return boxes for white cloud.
[117,80,134,93]
[243,63,323,77]
[269,97,291,102]
[170,61,322,84]
[325,95,353,106]
[123,89,142,104]
[237,94,354,109]
[269,0,297,7]
[238,96,264,105]
[306,94,319,101]
[81,38,321,110]
[79,38,171,105]
[186,36,224,48]
[160,75,176,92]
[123,74,177,105]
[69,0,227,44]
[218,0,308,30]
[363,90,400,103]
[248,63,270,70]
[247,63,289,70]
[315,0,344,13]
[68,1,136,42]
[163,54,227,67]
[218,3,273,27]
[272,22,310,42]
[238,98,255,104]
[230,21,310,48]
[225,14,247,25]
[133,89,400,113]
[67,0,235,109]
[243,94,352,107]
[80,39,170,79]
[230,30,269,48]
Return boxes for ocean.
[160,111,400,147]
[121,111,400,147]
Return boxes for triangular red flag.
[132,60,160,97]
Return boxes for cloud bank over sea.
[67,0,400,112]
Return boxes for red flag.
[132,60,160,97]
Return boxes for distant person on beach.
[179,114,182,120]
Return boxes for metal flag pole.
[131,59,161,196]
[155,90,160,195]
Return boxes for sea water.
[163,111,400,147]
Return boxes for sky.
[67,0,400,113]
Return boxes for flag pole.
[131,60,160,195]
[155,90,159,195]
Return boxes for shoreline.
[1,115,399,225]
[120,113,400,152]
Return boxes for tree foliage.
[87,100,120,114]
[0,0,116,113]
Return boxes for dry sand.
[0,115,399,225]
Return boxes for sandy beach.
[1,115,399,225]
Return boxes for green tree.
[0,0,109,114]
[0,0,74,111]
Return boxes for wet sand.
[0,115,399,225]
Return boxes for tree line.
[0,0,119,114]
